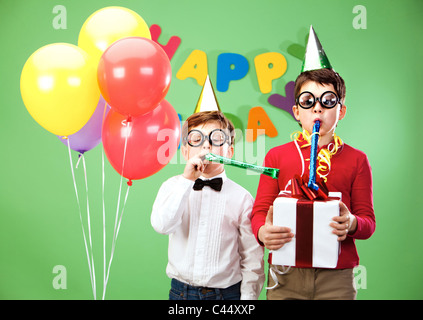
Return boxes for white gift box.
[271,191,341,268]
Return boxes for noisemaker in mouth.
[307,120,321,190]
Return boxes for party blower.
[203,153,279,179]
[307,119,321,190]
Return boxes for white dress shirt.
[151,171,264,299]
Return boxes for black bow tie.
[193,177,223,191]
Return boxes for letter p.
[254,52,287,94]
[216,53,249,92]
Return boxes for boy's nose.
[313,101,323,113]
[202,139,211,149]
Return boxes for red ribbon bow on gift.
[291,174,329,201]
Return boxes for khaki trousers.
[267,265,357,300]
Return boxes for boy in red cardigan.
[251,26,375,299]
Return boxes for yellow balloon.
[20,43,100,136]
[78,6,151,63]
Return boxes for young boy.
[151,111,265,300]
[251,27,375,300]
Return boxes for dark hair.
[294,68,346,102]
[182,111,235,145]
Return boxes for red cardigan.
[251,140,376,269]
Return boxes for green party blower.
[204,153,279,179]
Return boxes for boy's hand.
[258,206,294,251]
[330,201,357,241]
[182,152,209,181]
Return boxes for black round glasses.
[184,129,230,147]
[296,91,340,109]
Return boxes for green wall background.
[1,0,422,300]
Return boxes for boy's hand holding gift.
[331,202,357,241]
[259,194,356,248]
[258,206,294,250]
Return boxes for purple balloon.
[58,95,110,153]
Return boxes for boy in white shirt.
[151,111,265,300]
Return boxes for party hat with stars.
[193,75,221,113]
[301,25,333,72]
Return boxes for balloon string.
[66,139,96,300]
[102,184,131,300]
[101,101,107,300]
[102,146,107,300]
[80,153,97,300]
[102,119,132,300]
[75,153,83,168]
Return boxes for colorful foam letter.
[246,106,278,142]
[150,24,181,60]
[176,49,208,85]
[216,53,249,92]
[267,81,296,120]
[254,52,287,94]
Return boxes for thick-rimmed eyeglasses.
[184,129,230,147]
[296,91,340,109]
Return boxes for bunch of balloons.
[20,6,181,182]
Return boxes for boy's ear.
[339,104,347,120]
[292,105,300,121]
[181,144,189,161]
[226,145,234,159]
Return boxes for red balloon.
[97,37,171,118]
[102,100,180,181]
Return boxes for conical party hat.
[301,25,333,72]
[193,75,221,113]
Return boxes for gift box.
[271,175,341,268]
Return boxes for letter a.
[52,5,67,30]
[52,265,67,289]
[176,50,208,86]
[246,107,278,142]
[354,265,367,289]
[352,5,367,30]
